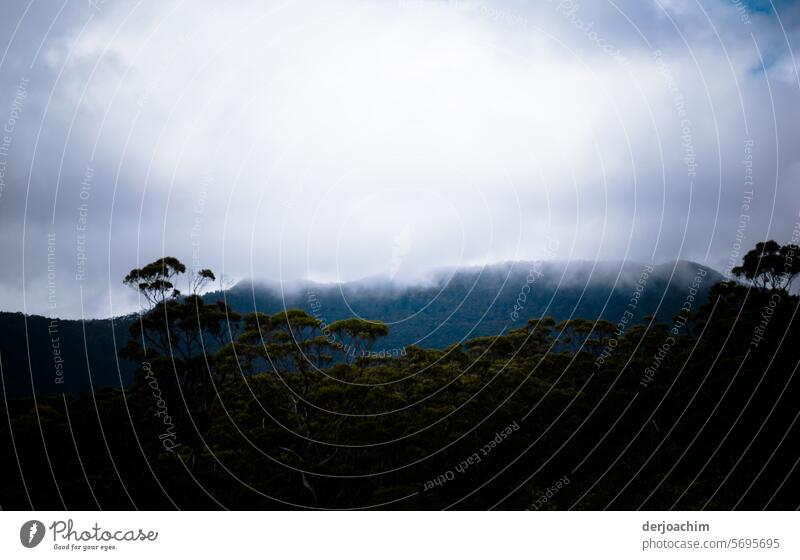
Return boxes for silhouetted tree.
[123,256,186,308]
[732,240,800,291]
[122,257,240,466]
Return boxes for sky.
[0,0,798,318]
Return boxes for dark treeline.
[0,259,722,397]
[1,242,799,510]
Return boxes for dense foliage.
[1,245,799,510]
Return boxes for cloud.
[0,0,798,318]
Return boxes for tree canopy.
[732,240,800,291]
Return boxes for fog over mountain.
[226,259,722,349]
[1,259,721,396]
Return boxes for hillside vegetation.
[1,244,798,509]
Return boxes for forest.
[1,241,799,510]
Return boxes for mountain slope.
[0,312,134,397]
[0,260,722,396]
[219,259,722,352]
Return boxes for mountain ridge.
[0,259,723,397]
